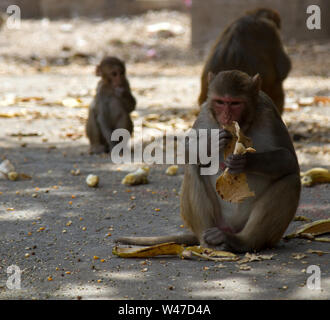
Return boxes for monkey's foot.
[203,227,225,246]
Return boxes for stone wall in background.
[0,0,187,19]
[1,0,328,47]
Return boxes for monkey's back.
[206,16,279,86]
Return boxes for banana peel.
[182,246,238,262]
[285,218,330,240]
[0,159,31,181]
[112,242,237,261]
[222,121,253,159]
[300,168,330,187]
[216,121,256,203]
[314,237,330,243]
[112,242,183,258]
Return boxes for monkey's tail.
[115,233,199,246]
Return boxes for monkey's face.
[211,95,245,125]
[102,65,125,88]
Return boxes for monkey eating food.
[86,56,136,154]
[117,70,301,253]
[215,121,256,204]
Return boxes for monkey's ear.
[96,65,102,77]
[207,72,216,84]
[252,74,262,92]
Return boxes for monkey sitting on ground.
[198,8,291,115]
[117,70,301,253]
[86,57,136,154]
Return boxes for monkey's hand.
[203,227,225,246]
[218,129,232,150]
[224,153,247,174]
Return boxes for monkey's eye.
[111,71,118,77]
[215,99,225,105]
[231,101,241,106]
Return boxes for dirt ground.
[0,11,329,300]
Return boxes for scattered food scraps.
[0,159,31,181]
[300,167,330,187]
[121,166,150,185]
[237,252,275,264]
[86,174,99,187]
[166,165,178,176]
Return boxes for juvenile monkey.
[198,8,291,115]
[86,57,136,154]
[117,71,301,253]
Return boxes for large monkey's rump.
[198,8,291,115]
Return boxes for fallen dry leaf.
[293,216,312,222]
[0,112,26,118]
[292,253,307,260]
[298,97,314,107]
[314,96,330,105]
[238,252,275,264]
[61,97,88,108]
[238,264,251,271]
[10,132,41,137]
[306,249,329,256]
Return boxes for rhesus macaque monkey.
[117,70,301,253]
[198,8,291,115]
[86,57,136,154]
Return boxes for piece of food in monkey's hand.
[216,121,256,203]
[222,121,253,159]
[121,166,150,186]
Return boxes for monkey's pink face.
[211,95,245,125]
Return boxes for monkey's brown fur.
[86,57,136,154]
[198,8,291,115]
[117,71,301,253]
